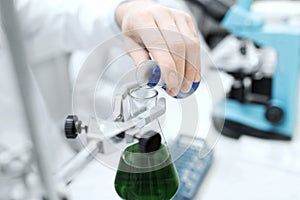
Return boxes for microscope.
[189,0,300,140]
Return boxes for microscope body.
[214,0,300,139]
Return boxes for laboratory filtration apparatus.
[64,83,183,200]
[62,54,206,199]
[188,0,300,140]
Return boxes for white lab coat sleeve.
[14,0,124,62]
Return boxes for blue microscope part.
[237,0,252,10]
[213,0,300,139]
[147,65,200,98]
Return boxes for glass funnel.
[114,87,179,200]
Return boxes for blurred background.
[0,0,299,199]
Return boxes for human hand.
[115,0,201,96]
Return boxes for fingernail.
[181,80,192,93]
[168,71,179,88]
[167,88,177,97]
[194,73,201,82]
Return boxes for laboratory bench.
[67,115,300,200]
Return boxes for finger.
[174,15,201,92]
[185,15,198,37]
[124,36,150,65]
[185,15,201,83]
[194,67,201,82]
[152,11,186,95]
[137,24,180,96]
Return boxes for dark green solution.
[114,144,179,200]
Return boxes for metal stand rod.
[0,1,60,199]
[56,140,99,184]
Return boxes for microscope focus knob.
[64,115,79,139]
[139,131,162,153]
[265,106,284,124]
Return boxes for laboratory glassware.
[114,87,179,200]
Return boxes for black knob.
[139,131,162,153]
[265,106,284,124]
[64,115,79,139]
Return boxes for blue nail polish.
[146,64,200,99]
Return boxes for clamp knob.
[139,131,162,153]
[64,115,88,139]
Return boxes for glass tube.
[128,87,158,117]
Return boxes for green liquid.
[114,144,179,200]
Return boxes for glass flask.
[114,87,179,200]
